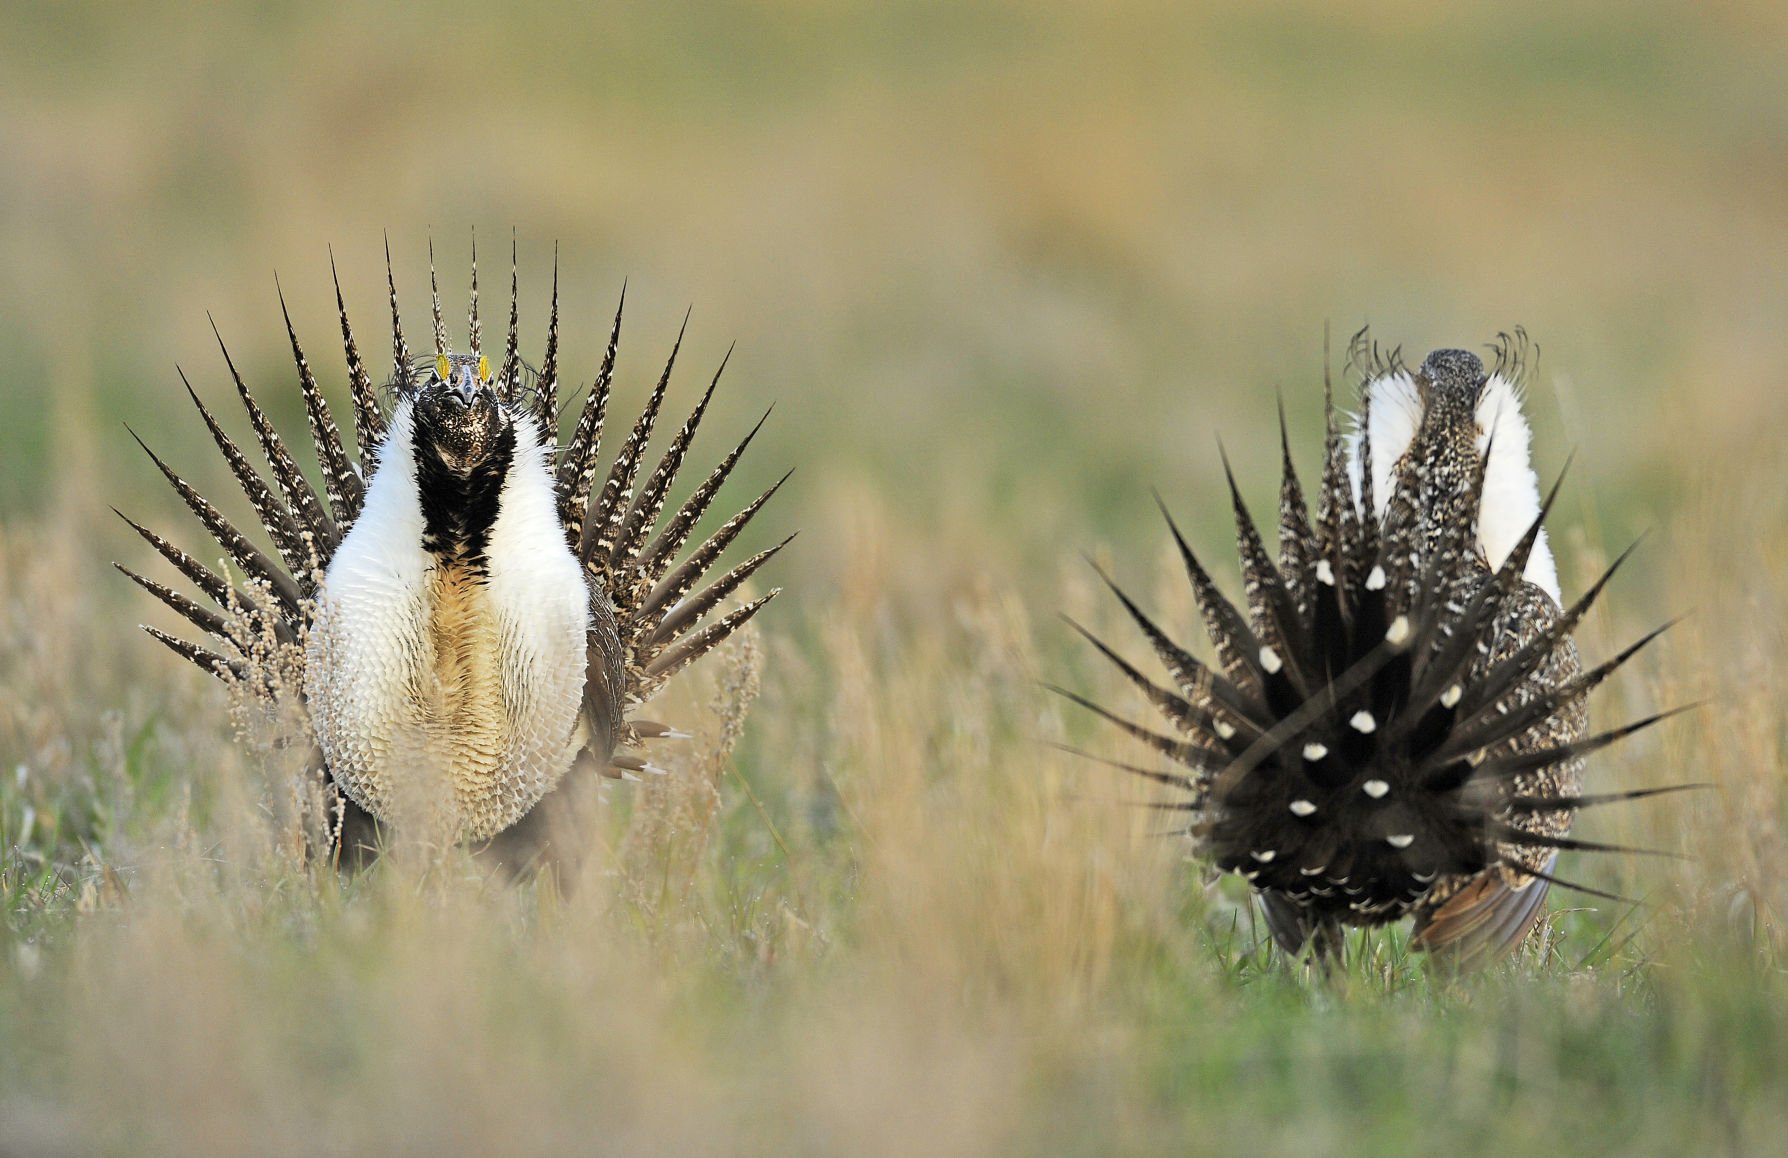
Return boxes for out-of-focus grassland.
[1,1,1785,1153]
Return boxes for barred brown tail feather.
[1065,336,1685,969]
[117,242,786,875]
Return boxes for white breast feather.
[305,402,592,840]
[1473,373,1560,602]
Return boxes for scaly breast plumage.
[306,561,588,844]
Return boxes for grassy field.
[2,1,1786,1153]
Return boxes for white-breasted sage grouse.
[118,243,789,873]
[1063,332,1684,968]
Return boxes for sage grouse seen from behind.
[118,243,789,871]
[1064,332,1684,968]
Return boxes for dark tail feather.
[636,404,771,585]
[1043,684,1227,773]
[143,625,243,682]
[1085,561,1261,733]
[1060,614,1218,740]
[126,427,304,616]
[1442,618,1677,761]
[278,277,363,525]
[640,589,779,685]
[210,317,337,552]
[466,232,482,360]
[1221,445,1308,688]
[1503,783,1709,814]
[1155,493,1261,689]
[112,509,288,640]
[644,533,794,649]
[556,281,624,532]
[637,469,791,626]
[500,234,522,404]
[116,564,233,642]
[1440,537,1646,753]
[330,248,385,465]
[536,248,562,437]
[386,234,412,375]
[427,236,449,357]
[581,310,685,568]
[1044,741,1198,791]
[1275,395,1316,607]
[177,370,308,577]
[611,347,729,575]
[1452,705,1696,788]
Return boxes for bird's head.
[405,352,512,474]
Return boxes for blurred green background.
[4,0,1784,607]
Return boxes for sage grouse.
[1065,333,1682,967]
[118,243,788,869]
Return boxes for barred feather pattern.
[119,246,787,859]
[1070,337,1680,967]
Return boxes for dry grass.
[3,1,1787,1154]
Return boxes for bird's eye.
[435,353,452,382]
[477,355,491,384]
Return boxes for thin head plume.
[501,231,520,403]
[467,229,482,361]
[427,234,449,358]
[385,233,411,378]
[1488,327,1538,391]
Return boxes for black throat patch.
[412,419,516,573]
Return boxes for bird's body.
[306,366,594,841]
[1069,332,1673,967]
[121,247,787,866]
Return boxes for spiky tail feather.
[1066,344,1683,968]
[118,245,786,865]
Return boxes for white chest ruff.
[303,407,591,843]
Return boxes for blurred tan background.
[1,0,1784,709]
[2,7,1786,1150]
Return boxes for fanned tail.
[550,303,787,780]
[1061,334,1687,969]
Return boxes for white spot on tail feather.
[1289,799,1317,816]
[1362,778,1389,798]
[1386,833,1415,849]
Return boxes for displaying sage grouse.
[117,243,788,870]
[1064,333,1682,967]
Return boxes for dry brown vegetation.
[2,2,1786,1153]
